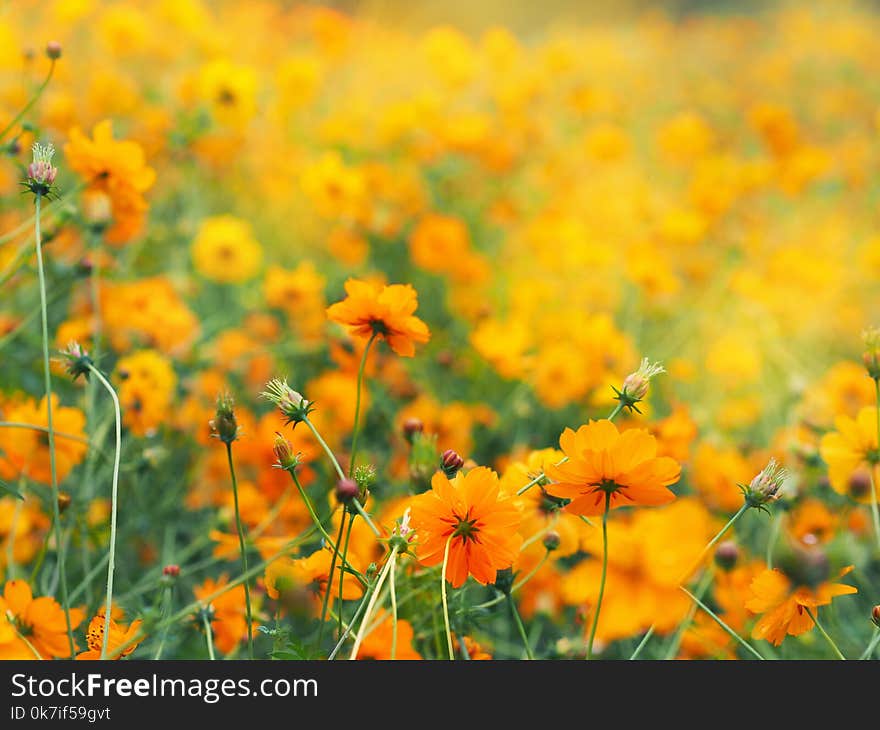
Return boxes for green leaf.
[0,479,23,500]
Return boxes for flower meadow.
[2,1,880,663]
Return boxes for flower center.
[452,511,479,542]
[370,319,389,335]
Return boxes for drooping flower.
[545,420,680,516]
[746,561,857,646]
[409,466,522,588]
[326,278,430,357]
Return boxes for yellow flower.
[192,216,263,284]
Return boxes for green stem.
[349,333,377,478]
[860,628,880,660]
[328,576,375,660]
[607,402,625,422]
[0,59,55,143]
[629,626,655,660]
[804,606,846,660]
[153,586,173,660]
[86,364,121,661]
[389,551,399,660]
[662,569,713,660]
[225,442,254,659]
[680,586,764,660]
[351,497,380,537]
[586,492,611,659]
[349,546,397,659]
[202,611,216,660]
[34,192,74,658]
[441,535,455,661]
[508,595,534,659]
[0,422,90,445]
[303,416,346,481]
[317,510,347,649]
[337,511,356,639]
[288,472,366,586]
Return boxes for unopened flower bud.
[714,540,740,571]
[25,141,57,197]
[863,327,880,381]
[613,358,664,414]
[272,432,300,471]
[335,477,359,504]
[162,564,180,578]
[493,567,515,596]
[542,530,561,552]
[45,41,62,60]
[440,449,465,478]
[402,417,424,444]
[59,340,93,382]
[260,378,314,427]
[872,605,880,629]
[741,458,787,511]
[210,392,239,444]
[57,492,71,513]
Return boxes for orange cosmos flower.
[545,420,680,516]
[264,549,363,617]
[0,580,84,659]
[409,466,522,588]
[76,607,142,660]
[326,278,430,357]
[64,119,156,245]
[355,611,422,660]
[746,563,857,646]
[194,576,254,654]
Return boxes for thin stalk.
[804,606,846,660]
[586,492,611,659]
[662,569,713,660]
[680,586,764,660]
[766,511,783,569]
[225,442,254,659]
[860,628,880,660]
[317,510,347,649]
[508,595,534,660]
[349,547,397,659]
[85,364,121,661]
[441,535,455,661]
[629,627,655,660]
[34,192,74,658]
[153,586,173,660]
[351,497,380,537]
[0,422,90,445]
[337,511,356,639]
[389,552,399,660]
[303,416,345,481]
[328,579,375,660]
[0,59,56,142]
[349,332,377,477]
[202,611,216,660]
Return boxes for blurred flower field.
[2,0,880,660]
